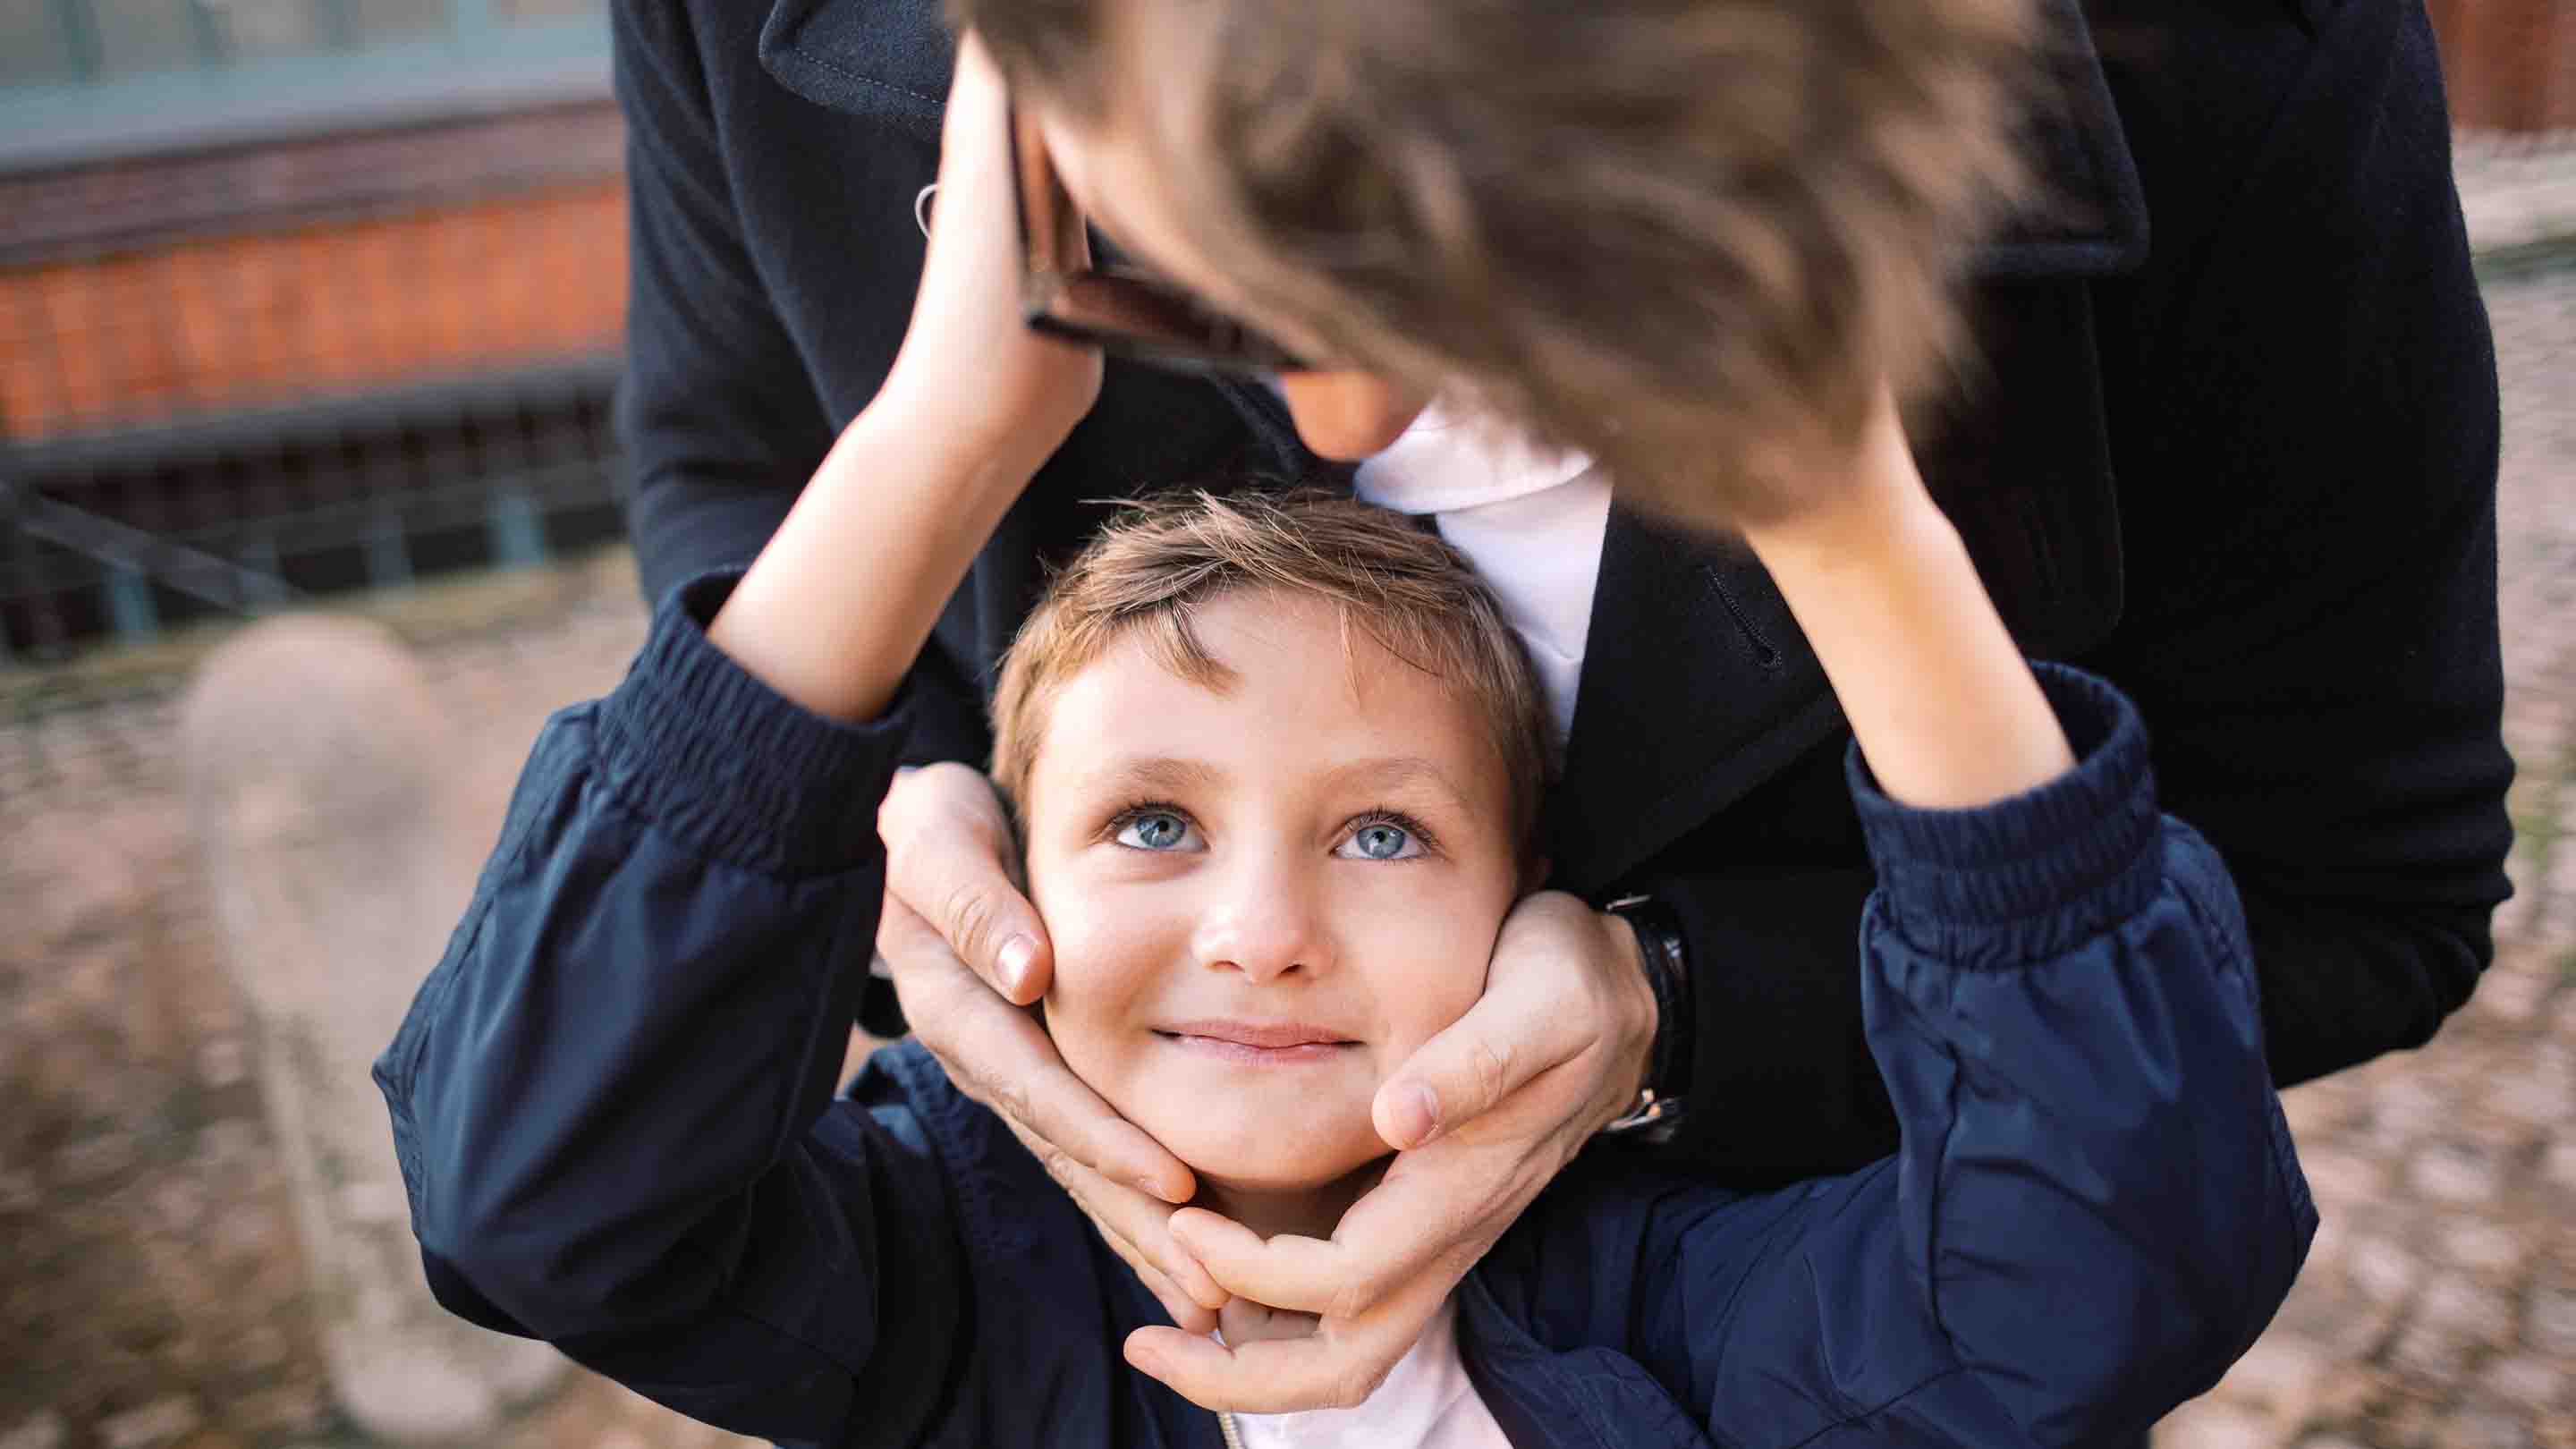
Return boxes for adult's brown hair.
[956,0,2038,526]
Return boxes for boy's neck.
[1193,1159,1387,1242]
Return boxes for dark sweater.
[607,0,2512,1180]
[376,574,2314,1447]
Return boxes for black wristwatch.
[1599,893,1692,1143]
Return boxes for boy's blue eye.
[1338,822,1421,861]
[1114,811,1198,852]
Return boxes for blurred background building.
[1,0,624,663]
[2430,0,2576,131]
[0,0,2565,665]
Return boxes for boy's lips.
[1156,1019,1360,1065]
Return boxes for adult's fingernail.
[1394,1083,1441,1148]
[997,935,1038,995]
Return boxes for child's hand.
[877,33,1104,473]
[1731,382,1934,558]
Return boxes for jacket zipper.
[1216,1411,1245,1449]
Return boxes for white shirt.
[1351,403,1610,750]
[1222,1296,1510,1449]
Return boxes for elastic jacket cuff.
[1845,663,2158,968]
[593,569,919,877]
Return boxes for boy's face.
[1023,589,1522,1193]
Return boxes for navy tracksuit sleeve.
[1629,666,2315,1445]
[372,572,960,1445]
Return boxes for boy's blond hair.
[991,491,1550,853]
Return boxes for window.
[0,0,610,169]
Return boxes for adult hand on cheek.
[877,764,1227,1335]
[1124,892,1657,1411]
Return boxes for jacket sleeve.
[1614,665,2316,1445]
[1643,0,2511,1181]
[612,0,832,606]
[2081,0,2513,1087]
[610,0,995,782]
[372,573,963,1445]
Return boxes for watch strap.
[1602,893,1693,1139]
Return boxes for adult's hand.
[1123,891,1657,1411]
[876,763,1225,1332]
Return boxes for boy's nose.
[1192,853,1335,984]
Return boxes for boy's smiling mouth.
[1157,1020,1361,1064]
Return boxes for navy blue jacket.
[376,575,2317,1448]
[605,0,2514,1182]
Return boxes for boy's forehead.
[1023,593,1510,809]
[1063,749,1485,816]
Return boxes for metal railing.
[0,359,625,663]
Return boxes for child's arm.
[372,38,1097,1442]
[1496,403,2314,1443]
[1498,665,2314,1446]
[1735,392,2072,810]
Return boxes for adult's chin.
[1275,371,1428,460]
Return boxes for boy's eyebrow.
[1079,756,1228,797]
[1320,757,1484,818]
[1070,755,1486,817]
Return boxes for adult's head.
[956,0,2038,527]
[988,491,1548,1208]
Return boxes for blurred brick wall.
[0,102,625,442]
[2429,0,2576,133]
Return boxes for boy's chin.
[1156,1120,1390,1201]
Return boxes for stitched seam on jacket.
[388,758,562,1098]
[1776,1364,1978,1449]
[1860,911,1979,1417]
[788,45,940,106]
[2167,870,2315,1229]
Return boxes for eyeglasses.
[1003,98,1310,375]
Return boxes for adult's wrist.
[1657,869,1896,1181]
[1600,894,1692,1141]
